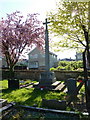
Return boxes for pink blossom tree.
[0,11,44,88]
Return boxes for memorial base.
[38,71,56,89]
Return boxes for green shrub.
[51,61,83,71]
[50,67,56,71]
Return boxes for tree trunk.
[8,66,19,89]
[87,50,90,68]
[83,51,90,114]
[9,66,14,80]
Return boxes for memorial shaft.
[43,18,50,72]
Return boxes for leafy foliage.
[0,11,45,71]
[50,61,83,71]
[48,2,89,50]
[48,1,90,68]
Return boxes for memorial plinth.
[39,71,56,88]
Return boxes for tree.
[48,1,90,66]
[48,1,90,113]
[0,11,44,88]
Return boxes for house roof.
[28,47,44,55]
[28,47,57,57]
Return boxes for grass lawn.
[0,80,8,90]
[1,80,89,120]
[1,80,66,108]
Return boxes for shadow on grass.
[1,87,49,107]
[1,88,20,100]
[2,88,18,93]
[22,88,49,107]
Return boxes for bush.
[50,67,56,71]
[51,61,83,71]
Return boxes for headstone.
[8,79,19,89]
[66,78,76,95]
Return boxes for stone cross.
[43,18,50,72]
[38,18,56,88]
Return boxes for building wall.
[2,57,8,68]
[28,48,57,69]
[28,48,45,69]
[49,53,57,68]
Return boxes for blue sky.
[0,0,76,59]
[0,0,57,20]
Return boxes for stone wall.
[2,70,44,80]
[2,70,89,81]
[54,70,84,81]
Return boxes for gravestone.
[39,18,56,88]
[8,79,19,89]
[66,78,77,95]
[42,99,66,110]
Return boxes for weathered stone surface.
[42,99,66,110]
[66,78,77,95]
[2,70,87,81]
[39,71,56,88]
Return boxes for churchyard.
[1,78,90,119]
[1,16,90,119]
[0,2,90,119]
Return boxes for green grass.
[1,80,66,107]
[0,80,8,90]
[1,80,85,109]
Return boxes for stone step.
[33,81,62,89]
[26,85,33,89]
[20,83,34,88]
[54,82,66,91]
[33,82,39,88]
[52,81,61,89]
